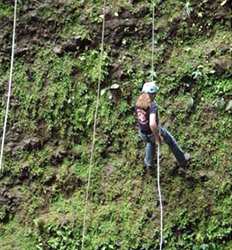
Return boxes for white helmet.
[142,81,159,94]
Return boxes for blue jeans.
[139,127,186,167]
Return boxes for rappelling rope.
[0,0,17,173]
[151,1,163,249]
[151,1,155,82]
[157,143,163,250]
[81,1,106,249]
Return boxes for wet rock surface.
[5,136,43,156]
[0,187,21,222]
[53,37,92,55]
[213,56,232,76]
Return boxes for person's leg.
[160,127,187,166]
[145,136,156,167]
[139,131,156,167]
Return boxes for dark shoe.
[143,163,155,176]
[144,164,151,172]
[177,167,185,177]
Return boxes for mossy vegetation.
[0,3,13,19]
[0,0,231,249]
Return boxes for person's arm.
[149,113,161,144]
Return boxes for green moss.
[0,3,13,19]
[0,0,232,249]
[0,219,36,250]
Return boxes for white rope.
[151,1,155,82]
[157,143,163,249]
[0,0,17,173]
[151,1,163,249]
[81,1,106,249]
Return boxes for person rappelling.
[135,81,190,172]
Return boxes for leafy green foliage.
[0,3,13,19]
[35,222,81,250]
[0,0,232,249]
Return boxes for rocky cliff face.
[0,1,231,249]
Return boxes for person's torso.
[135,101,159,134]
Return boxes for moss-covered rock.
[0,1,231,249]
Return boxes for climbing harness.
[81,1,106,249]
[0,0,17,173]
[151,2,163,249]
